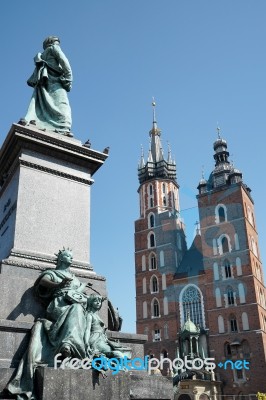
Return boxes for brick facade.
[135,116,266,396]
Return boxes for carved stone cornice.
[19,160,94,185]
[13,125,106,161]
[3,249,94,272]
[0,123,108,186]
[1,258,106,280]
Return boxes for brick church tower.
[197,130,266,395]
[135,102,186,362]
[135,105,266,395]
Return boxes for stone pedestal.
[0,367,174,400]
[0,124,108,367]
[0,123,107,265]
[0,332,151,399]
[34,368,174,400]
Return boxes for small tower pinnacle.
[139,144,145,168]
[217,123,221,139]
[167,141,173,163]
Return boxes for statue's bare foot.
[61,344,71,359]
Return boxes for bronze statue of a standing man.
[23,36,73,136]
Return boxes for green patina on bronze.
[24,36,73,136]
[7,249,131,399]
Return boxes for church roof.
[174,233,204,278]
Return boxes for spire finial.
[201,165,205,180]
[217,123,221,139]
[152,97,156,125]
[149,98,161,137]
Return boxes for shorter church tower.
[197,129,266,395]
[135,102,186,362]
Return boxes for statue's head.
[87,293,106,311]
[43,36,60,50]
[55,247,73,269]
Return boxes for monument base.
[0,367,173,400]
[36,368,173,400]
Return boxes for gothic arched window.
[227,287,235,305]
[149,213,155,228]
[152,299,160,317]
[218,206,226,222]
[151,276,158,293]
[224,259,232,278]
[149,252,157,270]
[181,285,204,327]
[215,204,227,223]
[148,233,155,248]
[222,236,229,253]
[229,314,238,332]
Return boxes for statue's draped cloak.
[7,269,131,399]
[25,44,72,133]
[7,269,88,399]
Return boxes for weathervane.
[216,123,221,139]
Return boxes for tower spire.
[149,99,163,163]
[137,101,177,183]
[216,123,221,139]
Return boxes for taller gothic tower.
[135,103,186,361]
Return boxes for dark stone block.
[35,367,174,400]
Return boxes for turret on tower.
[198,127,245,195]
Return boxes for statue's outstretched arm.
[39,273,72,289]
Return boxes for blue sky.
[1,1,266,333]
